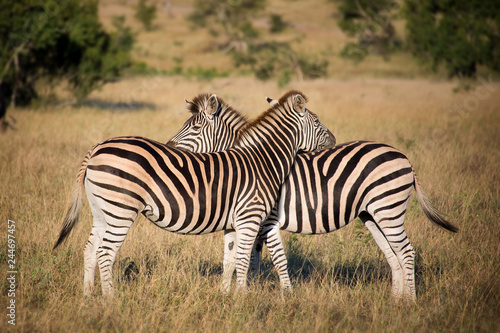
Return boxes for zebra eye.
[192,125,202,131]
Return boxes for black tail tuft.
[414,176,458,233]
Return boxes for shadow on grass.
[118,255,157,284]
[117,244,441,293]
[257,251,392,288]
[194,250,393,288]
[413,246,446,295]
[77,99,156,112]
[198,260,224,277]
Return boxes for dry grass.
[1,76,499,332]
[1,0,500,331]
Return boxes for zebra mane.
[186,93,246,121]
[236,90,308,144]
[186,93,213,114]
[277,89,308,105]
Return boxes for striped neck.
[234,105,299,184]
[236,105,297,149]
[214,106,248,151]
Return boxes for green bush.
[188,0,265,43]
[404,0,500,77]
[0,0,134,106]
[134,0,157,31]
[336,0,399,61]
[232,41,329,83]
[269,14,288,33]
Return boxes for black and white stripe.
[168,94,248,153]
[168,95,458,301]
[53,91,335,296]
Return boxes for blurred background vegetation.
[0,0,498,117]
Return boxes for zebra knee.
[96,247,115,274]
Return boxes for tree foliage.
[233,42,328,85]
[135,0,157,31]
[188,0,265,50]
[336,0,399,62]
[269,14,288,34]
[189,0,328,83]
[404,0,500,77]
[0,0,134,107]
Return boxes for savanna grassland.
[1,0,500,332]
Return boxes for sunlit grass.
[0,74,498,332]
[1,0,499,331]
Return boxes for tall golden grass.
[1,76,499,332]
[1,0,499,331]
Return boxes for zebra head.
[167,93,247,152]
[270,91,336,152]
[265,94,336,150]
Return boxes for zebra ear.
[206,94,220,117]
[293,94,307,115]
[266,96,279,107]
[185,99,197,114]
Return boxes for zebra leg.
[221,230,263,293]
[374,198,416,302]
[83,229,102,296]
[96,214,136,297]
[362,216,405,300]
[397,235,415,301]
[84,194,107,296]
[221,230,237,293]
[383,221,416,302]
[234,220,260,292]
[363,205,416,302]
[261,222,292,292]
[249,236,263,277]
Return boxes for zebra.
[167,95,458,301]
[53,90,335,296]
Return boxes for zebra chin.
[319,130,336,149]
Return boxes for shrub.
[0,0,134,106]
[404,0,500,77]
[134,0,157,31]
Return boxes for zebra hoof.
[235,284,250,294]
[220,285,231,294]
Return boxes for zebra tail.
[413,172,458,233]
[53,151,91,249]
